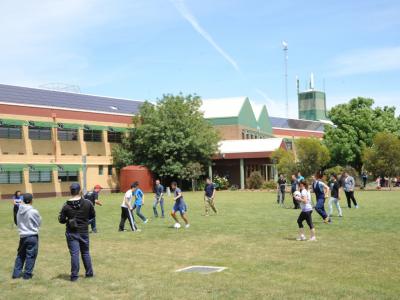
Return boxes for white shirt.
[300,189,313,212]
[121,190,133,208]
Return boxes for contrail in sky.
[170,0,240,72]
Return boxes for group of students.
[10,177,218,281]
[293,171,359,241]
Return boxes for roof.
[201,97,247,118]
[0,84,143,115]
[270,117,326,132]
[218,138,284,154]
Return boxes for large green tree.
[324,97,400,171]
[272,148,297,178]
[295,138,330,177]
[363,132,400,185]
[112,94,220,180]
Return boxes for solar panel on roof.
[0,84,143,115]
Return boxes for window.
[58,171,78,182]
[84,130,102,142]
[58,129,78,141]
[0,171,22,184]
[29,171,52,183]
[108,165,113,176]
[98,165,104,175]
[29,127,52,140]
[0,125,22,139]
[285,141,293,150]
[107,131,122,143]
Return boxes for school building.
[201,97,326,189]
[0,84,141,199]
[0,84,328,198]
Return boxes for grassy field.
[0,189,399,300]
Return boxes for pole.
[82,155,87,194]
[283,43,289,118]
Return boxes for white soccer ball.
[293,191,301,201]
[174,223,181,229]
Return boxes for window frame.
[58,170,79,182]
[58,128,79,141]
[29,126,52,140]
[29,170,52,183]
[0,125,23,139]
[83,129,102,142]
[0,171,23,184]
[107,131,122,143]
[98,165,104,175]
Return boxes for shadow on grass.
[53,274,71,281]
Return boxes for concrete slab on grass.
[176,266,227,274]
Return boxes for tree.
[272,148,297,178]
[363,132,400,187]
[324,97,400,171]
[295,138,330,177]
[112,94,220,180]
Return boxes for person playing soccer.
[328,174,343,218]
[131,181,148,224]
[84,184,103,233]
[277,174,286,206]
[312,172,331,224]
[153,179,165,218]
[343,172,359,208]
[119,183,138,232]
[204,177,218,216]
[170,181,190,229]
[296,180,316,241]
[12,190,23,226]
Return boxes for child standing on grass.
[12,190,23,226]
[204,177,218,216]
[132,181,148,224]
[296,181,316,241]
[12,193,42,280]
[170,181,190,228]
[328,174,343,218]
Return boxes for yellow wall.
[0,112,127,198]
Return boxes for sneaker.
[296,235,306,241]
[118,229,127,232]
[134,229,142,232]
[185,224,190,229]
[143,219,149,224]
[308,236,317,241]
[339,215,343,217]
[355,205,359,209]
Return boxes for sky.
[0,0,399,118]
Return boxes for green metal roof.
[108,126,129,132]
[0,164,26,172]
[59,123,83,130]
[29,121,57,128]
[58,164,82,172]
[84,124,108,131]
[0,119,27,126]
[29,164,57,171]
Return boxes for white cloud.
[170,0,240,72]
[330,46,400,76]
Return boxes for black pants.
[297,211,314,229]
[345,191,358,208]
[362,178,367,188]
[13,205,19,225]
[119,207,137,231]
[292,195,300,209]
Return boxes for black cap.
[70,182,81,192]
[22,193,33,204]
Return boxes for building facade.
[0,84,141,199]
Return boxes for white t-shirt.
[121,190,133,208]
[300,188,313,212]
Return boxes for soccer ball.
[174,223,181,229]
[293,191,301,201]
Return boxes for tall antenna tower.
[282,41,289,118]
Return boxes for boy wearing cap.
[84,185,103,233]
[58,183,95,281]
[12,193,42,280]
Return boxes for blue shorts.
[172,202,187,214]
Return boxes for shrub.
[246,171,264,189]
[263,180,276,190]
[229,184,239,191]
[196,180,206,191]
[214,175,229,190]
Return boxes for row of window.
[0,126,123,143]
[241,130,269,140]
[0,166,113,184]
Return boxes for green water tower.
[297,74,328,121]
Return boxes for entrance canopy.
[216,138,285,159]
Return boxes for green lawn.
[0,190,399,299]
